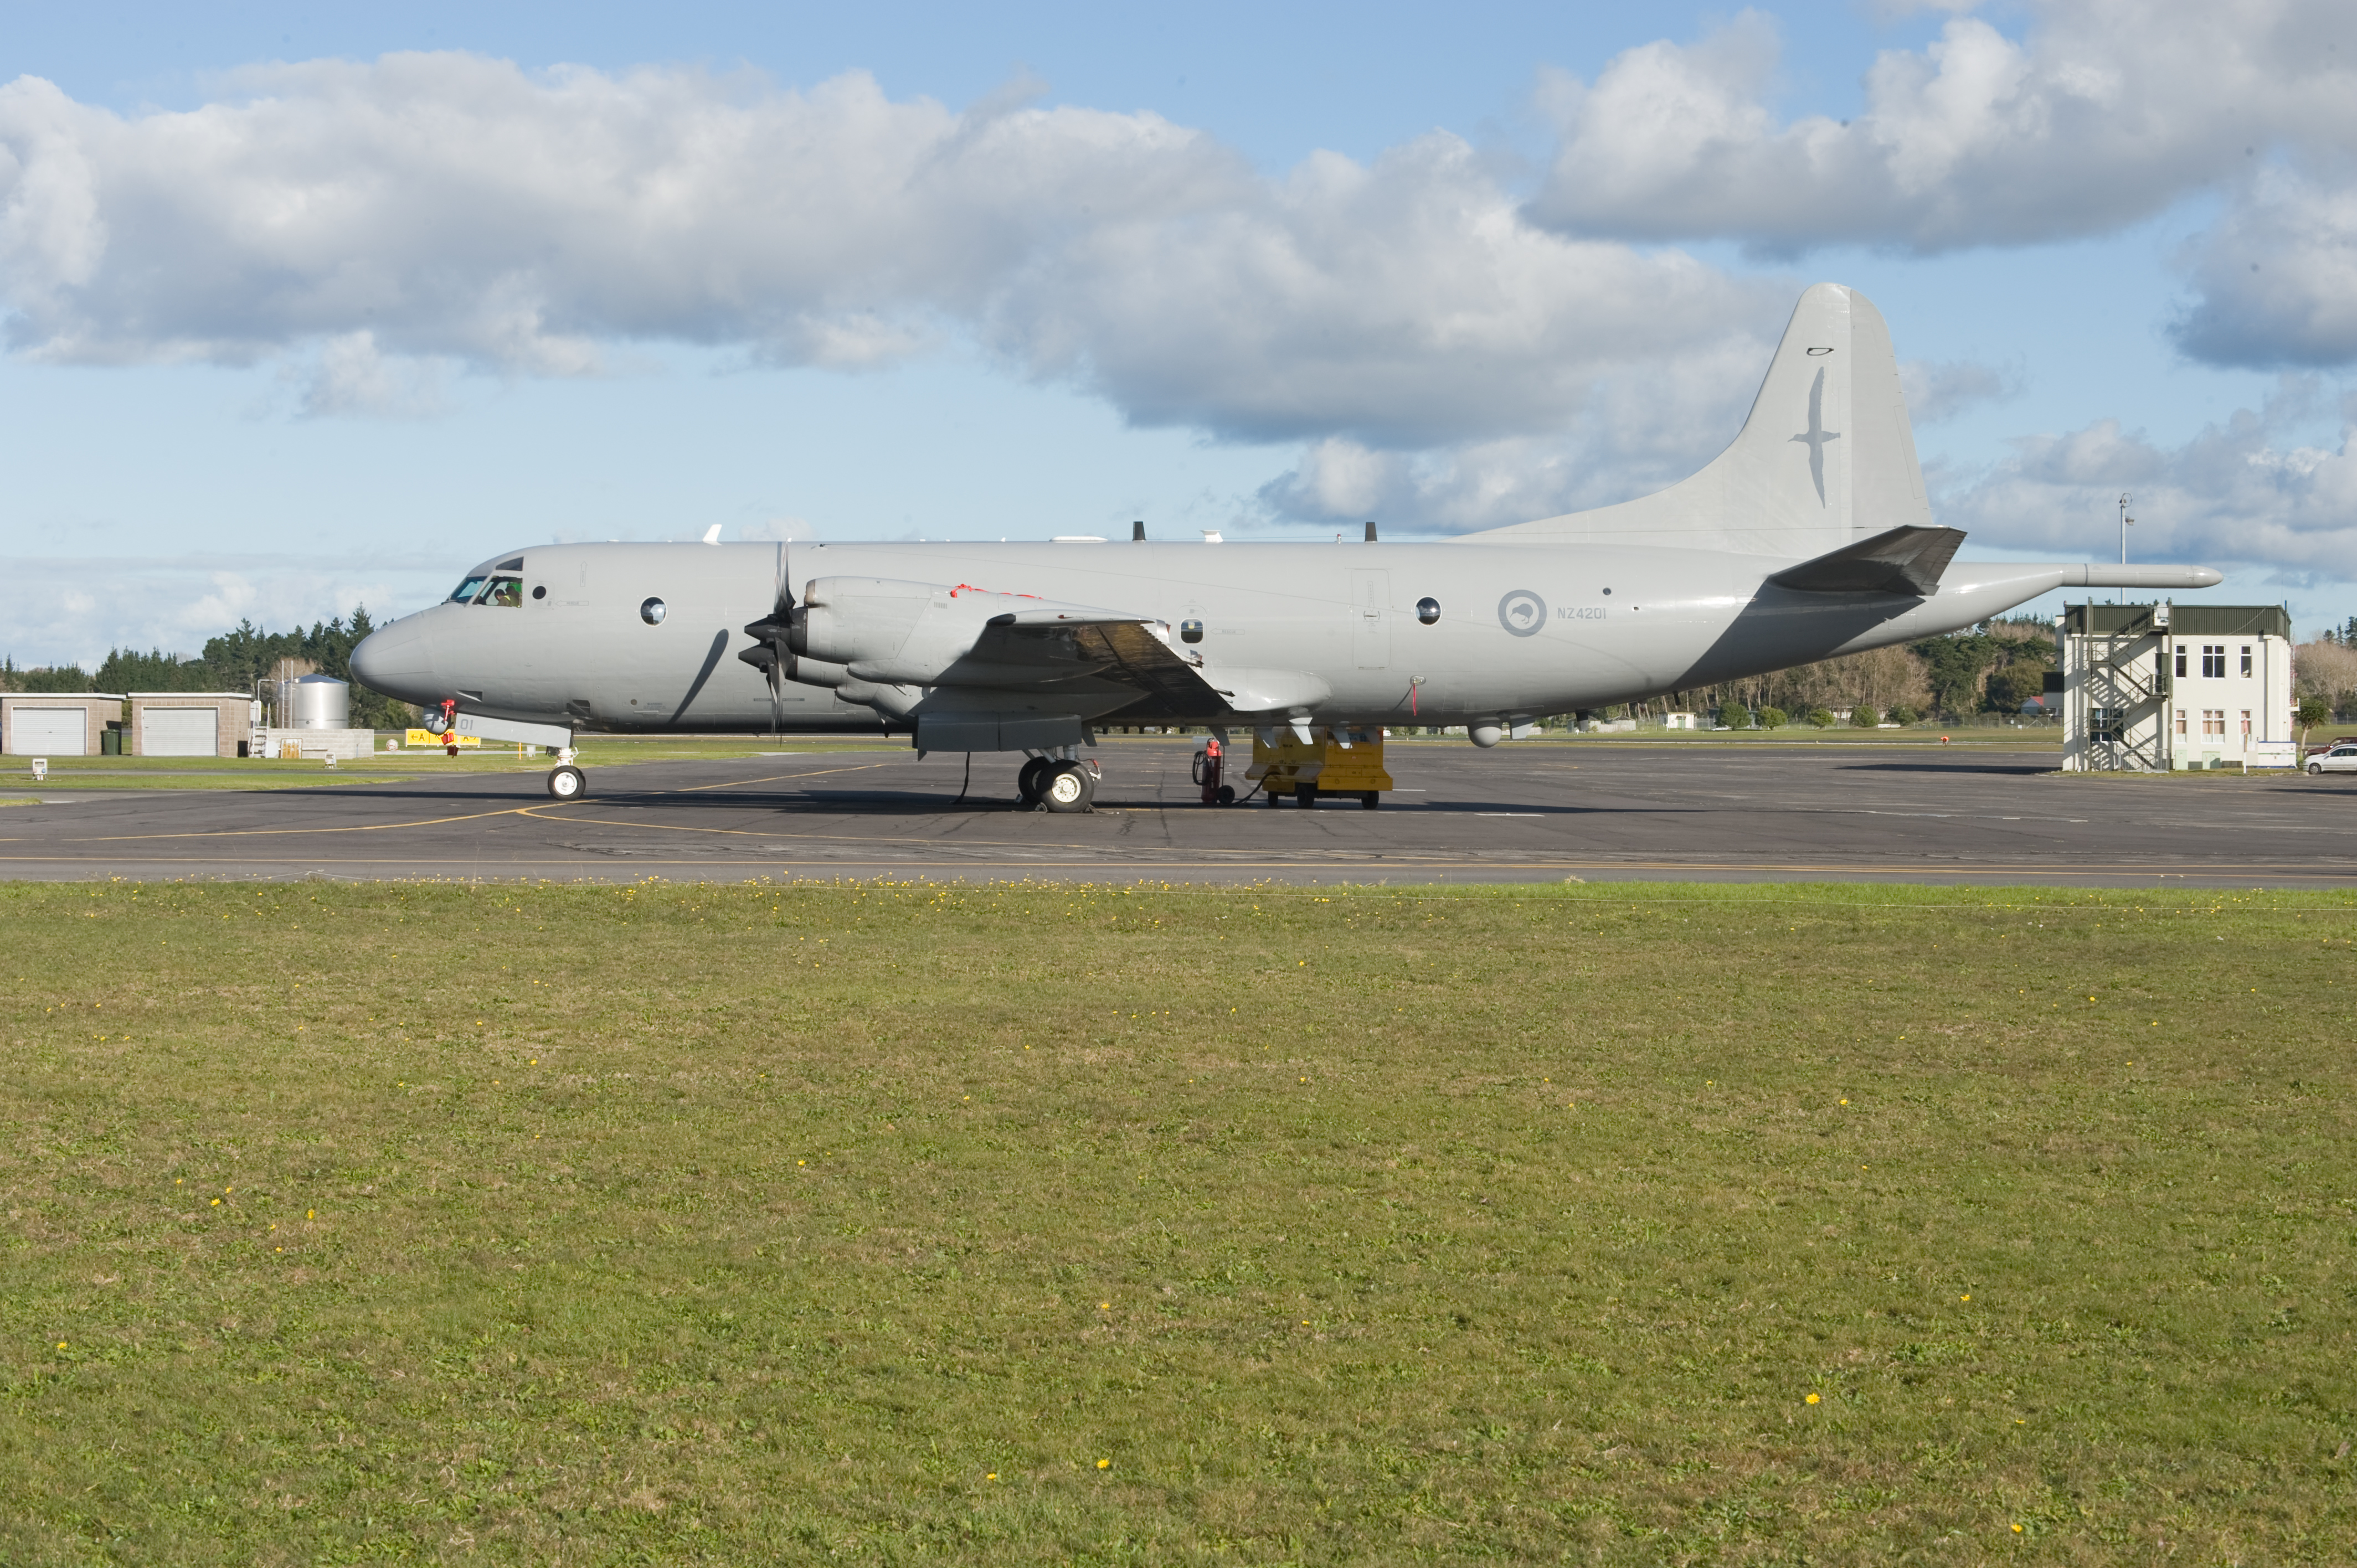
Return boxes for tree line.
[1664,621,2059,726]
[1,612,418,730]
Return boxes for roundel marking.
[1497,590,1546,637]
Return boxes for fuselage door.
[1349,569,1389,671]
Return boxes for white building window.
[2175,708,2188,735]
[2241,710,2252,742]
[2241,645,2253,676]
[2203,709,2225,736]
[2175,646,2188,678]
[2202,644,2226,678]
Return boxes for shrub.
[1886,704,1921,727]
[1758,706,1789,729]
[1716,699,1751,731]
[1849,705,1880,729]
[1807,708,1836,729]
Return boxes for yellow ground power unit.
[1248,724,1392,808]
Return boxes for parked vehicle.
[2307,744,2357,774]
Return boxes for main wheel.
[1265,788,1282,806]
[2310,762,2325,775]
[1360,791,1380,809]
[1294,784,1318,808]
[1041,762,1095,813]
[547,765,586,801]
[1018,756,1054,803]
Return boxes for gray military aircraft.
[351,283,2217,807]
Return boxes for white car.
[2308,744,2357,774]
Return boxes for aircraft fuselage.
[352,537,2095,734]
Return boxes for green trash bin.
[100,726,121,756]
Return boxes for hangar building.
[126,693,256,758]
[2,693,125,755]
[2056,604,2295,771]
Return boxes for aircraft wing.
[1000,614,1332,719]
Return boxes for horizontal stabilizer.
[1768,525,1965,596]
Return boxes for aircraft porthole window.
[532,585,547,600]
[1180,618,1204,644]
[1416,597,1441,626]
[640,597,667,626]
[1602,586,1612,596]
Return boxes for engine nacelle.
[789,577,936,666]
[786,576,1130,689]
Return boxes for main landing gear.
[1017,754,1098,813]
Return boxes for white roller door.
[140,707,218,757]
[12,707,87,756]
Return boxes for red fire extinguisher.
[1192,736,1234,806]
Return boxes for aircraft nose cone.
[351,619,435,699]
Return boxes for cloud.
[291,331,449,417]
[1932,380,2357,577]
[1526,2,2357,255]
[1898,357,2019,424]
[0,53,1779,447]
[2173,167,2357,367]
[0,555,444,668]
[1257,328,1779,533]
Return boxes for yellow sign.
[403,729,481,748]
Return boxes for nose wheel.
[547,765,587,800]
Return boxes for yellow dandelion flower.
[2012,1523,2023,1533]
[1099,1302,1110,1310]
[986,1472,998,1482]
[1805,1392,1820,1405]
[210,1198,221,1206]
[1960,1294,1970,1302]
[1096,1458,1110,1470]
[56,1340,68,1350]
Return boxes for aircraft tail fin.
[1473,283,1935,558]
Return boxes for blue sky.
[3,0,2353,666]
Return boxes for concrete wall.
[250,727,378,761]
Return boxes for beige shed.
[2,693,125,756]
[126,693,255,759]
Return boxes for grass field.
[4,880,2353,1564]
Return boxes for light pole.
[2118,492,2134,565]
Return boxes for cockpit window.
[483,576,523,607]
[449,575,490,604]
